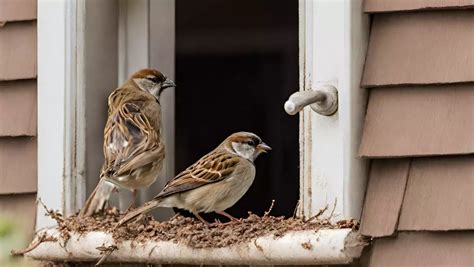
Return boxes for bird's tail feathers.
[115,199,161,228]
[79,179,116,217]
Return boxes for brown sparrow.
[116,132,271,226]
[79,68,175,217]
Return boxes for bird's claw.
[211,217,242,226]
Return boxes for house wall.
[359,1,474,265]
[0,0,38,238]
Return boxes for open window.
[174,0,299,220]
[31,0,369,265]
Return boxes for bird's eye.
[147,77,160,83]
[247,140,255,146]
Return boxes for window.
[175,0,299,220]
[34,0,369,264]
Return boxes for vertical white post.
[343,0,370,220]
[63,0,87,217]
[118,0,150,83]
[37,0,86,229]
[299,0,369,219]
[37,0,66,229]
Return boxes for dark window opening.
[175,0,299,220]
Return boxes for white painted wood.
[118,0,149,84]
[26,228,366,265]
[38,0,121,228]
[63,0,87,217]
[37,0,86,229]
[342,0,370,221]
[37,0,65,229]
[298,0,369,219]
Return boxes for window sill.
[25,227,367,265]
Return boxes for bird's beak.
[162,77,176,89]
[257,142,272,153]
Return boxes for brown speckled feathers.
[79,69,173,217]
[115,132,270,226]
[155,150,241,199]
[101,84,164,182]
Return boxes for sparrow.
[79,68,175,217]
[116,132,271,226]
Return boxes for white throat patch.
[232,142,256,162]
[133,78,161,98]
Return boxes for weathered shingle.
[369,232,474,267]
[359,84,474,157]
[398,156,474,231]
[361,156,474,236]
[364,0,474,13]
[361,10,474,87]
[360,159,410,237]
[0,0,37,239]
[360,5,474,266]
[0,137,37,194]
[0,80,37,136]
[0,0,36,23]
[0,20,37,80]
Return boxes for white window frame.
[37,0,369,226]
[298,0,369,219]
[35,0,369,263]
[37,0,86,229]
[37,0,176,228]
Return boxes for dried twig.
[95,244,118,266]
[263,199,275,217]
[328,198,338,221]
[307,204,328,222]
[37,198,51,216]
[38,198,64,224]
[292,200,301,218]
[11,233,57,256]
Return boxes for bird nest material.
[14,200,359,263]
[41,201,358,250]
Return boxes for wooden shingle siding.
[359,84,474,157]
[361,156,474,236]
[0,0,37,234]
[359,159,410,237]
[398,156,474,231]
[359,3,473,265]
[0,137,37,194]
[364,0,474,13]
[0,20,37,80]
[0,0,36,23]
[0,194,37,237]
[361,10,474,87]
[369,232,474,267]
[0,80,37,136]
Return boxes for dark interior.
[175,0,299,220]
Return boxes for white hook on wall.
[284,84,338,116]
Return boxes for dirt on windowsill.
[44,202,359,249]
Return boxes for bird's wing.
[102,99,164,179]
[154,151,241,199]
